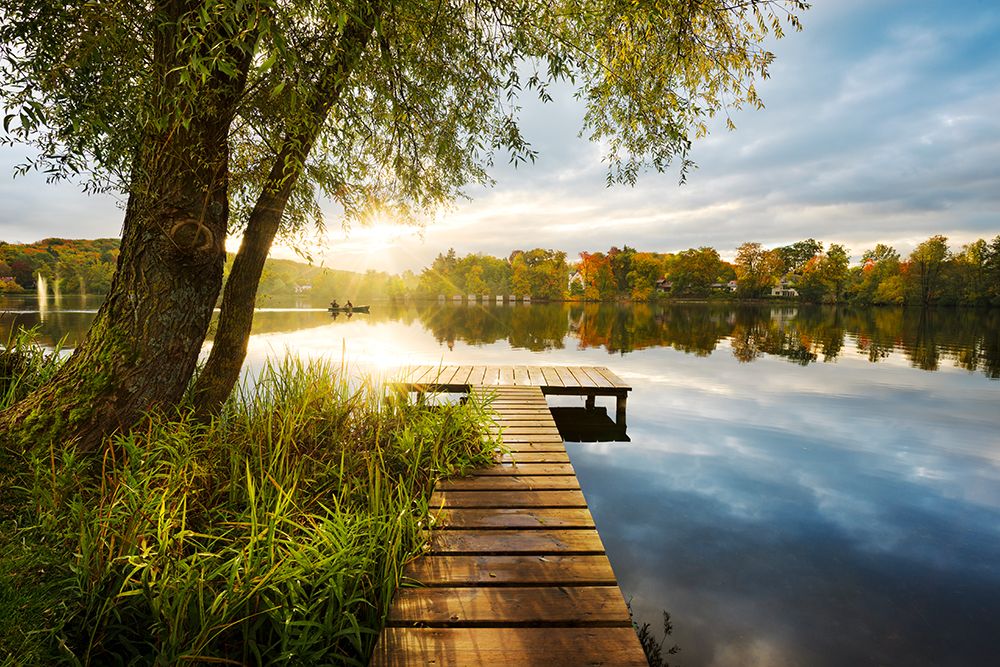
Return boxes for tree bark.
[0,3,255,453]
[190,6,381,416]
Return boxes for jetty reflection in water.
[3,295,1000,665]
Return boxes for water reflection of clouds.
[568,342,1000,665]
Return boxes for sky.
[1,0,999,274]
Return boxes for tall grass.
[1,349,497,665]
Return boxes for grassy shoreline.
[1,339,498,665]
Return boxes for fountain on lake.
[36,273,48,320]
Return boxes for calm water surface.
[4,295,1000,666]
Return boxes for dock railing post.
[615,393,627,427]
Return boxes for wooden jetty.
[393,364,632,426]
[371,367,644,666]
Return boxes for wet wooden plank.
[595,366,631,389]
[499,434,564,443]
[568,366,598,388]
[432,529,606,554]
[468,366,488,386]
[554,367,578,386]
[582,366,614,388]
[431,490,586,508]
[539,367,563,387]
[472,463,576,476]
[494,428,564,437]
[434,507,596,529]
[452,365,474,386]
[499,452,570,463]
[405,554,616,586]
[372,627,648,667]
[502,442,568,453]
[386,585,632,626]
[438,476,580,491]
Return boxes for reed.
[1,352,498,665]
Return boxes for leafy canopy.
[2,0,809,236]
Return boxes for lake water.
[4,295,1000,666]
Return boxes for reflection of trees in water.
[568,303,998,378]
[575,303,732,356]
[413,303,566,352]
[846,307,1000,377]
[6,295,1000,378]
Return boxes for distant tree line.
[7,234,999,307]
[414,248,569,300]
[0,238,119,294]
[410,235,1000,306]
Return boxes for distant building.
[293,284,312,293]
[710,281,738,292]
[771,279,799,298]
[568,271,585,291]
[655,278,673,292]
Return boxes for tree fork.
[191,5,383,416]
[0,7,258,453]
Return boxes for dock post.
[615,393,627,426]
[585,394,596,411]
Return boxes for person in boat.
[345,300,353,309]
[330,299,339,309]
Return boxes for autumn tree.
[669,247,725,294]
[1,0,808,449]
[777,238,823,274]
[908,235,951,306]
[734,242,782,298]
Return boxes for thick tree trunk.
[190,8,381,416]
[0,4,255,453]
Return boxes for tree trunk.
[0,4,255,454]
[190,7,381,416]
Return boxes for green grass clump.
[1,352,497,665]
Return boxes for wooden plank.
[493,430,563,440]
[540,367,563,387]
[469,366,488,386]
[436,366,461,387]
[452,365,474,386]
[405,554,616,586]
[499,434,564,443]
[484,366,502,386]
[401,366,426,385]
[492,419,554,427]
[513,366,530,385]
[554,366,578,387]
[568,366,598,388]
[432,529,606,554]
[438,476,580,491]
[472,463,576,476]
[502,442,567,453]
[499,366,515,385]
[435,507,595,529]
[582,366,614,389]
[386,586,632,626]
[499,452,571,463]
[526,367,546,386]
[372,627,649,667]
[595,366,631,389]
[431,490,586,508]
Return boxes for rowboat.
[328,305,370,313]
